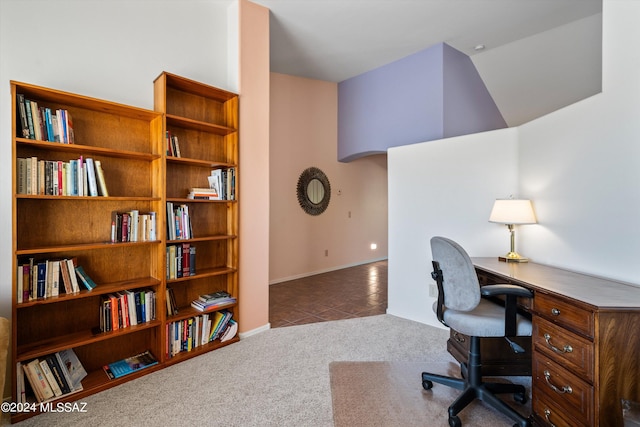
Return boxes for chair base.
[421,336,531,427]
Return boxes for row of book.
[190,290,237,312]
[166,131,182,157]
[17,156,109,197]
[17,94,75,143]
[16,258,97,303]
[99,288,156,333]
[166,310,237,358]
[18,349,86,404]
[166,202,193,240]
[111,210,157,243]
[167,242,195,280]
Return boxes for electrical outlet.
[429,284,438,298]
[325,249,328,257]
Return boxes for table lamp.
[489,199,536,262]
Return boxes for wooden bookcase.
[10,81,164,422]
[153,71,239,366]
[9,74,239,422]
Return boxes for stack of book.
[18,349,86,403]
[187,187,220,200]
[190,291,236,312]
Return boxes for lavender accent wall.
[443,44,507,136]
[338,43,506,162]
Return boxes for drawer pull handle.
[452,332,465,343]
[544,370,573,394]
[551,308,561,316]
[544,333,573,354]
[544,409,558,427]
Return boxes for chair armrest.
[480,284,532,337]
[481,284,533,299]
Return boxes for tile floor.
[269,260,388,328]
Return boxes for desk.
[461,258,640,427]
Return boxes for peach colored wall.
[238,0,270,333]
[270,73,388,283]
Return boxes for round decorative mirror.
[297,167,331,215]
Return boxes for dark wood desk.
[463,258,640,427]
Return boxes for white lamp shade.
[489,199,536,225]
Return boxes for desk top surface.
[472,257,640,310]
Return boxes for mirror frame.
[296,167,331,216]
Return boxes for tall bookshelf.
[10,81,164,422]
[153,71,240,365]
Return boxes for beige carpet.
[330,361,531,427]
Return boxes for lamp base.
[498,252,529,263]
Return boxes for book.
[39,359,62,397]
[45,355,72,395]
[103,350,158,379]
[94,160,109,196]
[23,359,54,402]
[85,158,99,196]
[75,265,97,290]
[17,94,30,138]
[220,319,238,342]
[56,349,87,391]
[66,258,81,293]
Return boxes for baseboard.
[269,257,388,285]
[239,322,270,339]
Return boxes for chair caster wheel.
[422,379,433,390]
[448,415,461,427]
[514,391,528,404]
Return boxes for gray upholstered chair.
[421,236,532,427]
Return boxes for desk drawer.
[533,317,594,381]
[534,292,593,338]
[533,352,594,426]
[533,392,589,427]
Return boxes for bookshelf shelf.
[16,320,162,362]
[16,138,162,160]
[166,114,236,135]
[166,155,235,169]
[16,240,161,256]
[16,277,161,308]
[167,266,237,284]
[163,336,239,367]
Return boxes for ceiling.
[250,0,603,127]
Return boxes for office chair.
[421,236,532,427]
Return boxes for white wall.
[388,128,519,326]
[388,0,640,328]
[518,0,640,283]
[0,0,233,319]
